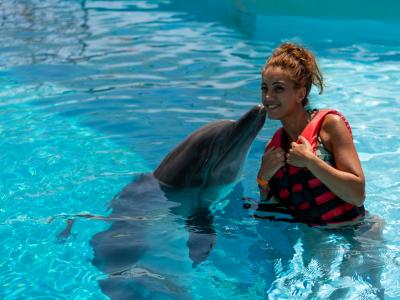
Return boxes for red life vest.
[266,109,365,225]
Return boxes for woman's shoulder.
[308,108,350,135]
[321,112,345,130]
[321,111,351,135]
[319,110,353,151]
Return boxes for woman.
[257,43,366,226]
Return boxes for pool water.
[1,0,400,299]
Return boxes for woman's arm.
[287,114,366,207]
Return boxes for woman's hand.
[258,145,286,181]
[286,136,314,168]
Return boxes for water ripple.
[1,0,400,299]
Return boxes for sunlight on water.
[0,81,149,299]
[1,0,399,299]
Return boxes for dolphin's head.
[154,105,266,187]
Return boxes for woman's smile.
[264,103,280,109]
[264,103,281,114]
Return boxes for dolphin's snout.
[241,104,267,124]
[248,104,266,117]
[258,104,267,114]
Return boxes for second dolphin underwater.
[89,105,266,298]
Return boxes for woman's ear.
[297,87,307,104]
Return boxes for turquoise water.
[1,0,400,299]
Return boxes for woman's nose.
[263,90,273,101]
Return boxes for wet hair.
[263,43,324,106]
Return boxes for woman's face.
[261,66,305,120]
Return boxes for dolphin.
[88,105,266,299]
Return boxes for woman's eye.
[275,86,284,92]
[261,86,268,92]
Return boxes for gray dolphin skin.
[154,104,266,188]
[89,105,266,299]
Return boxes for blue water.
[1,0,400,299]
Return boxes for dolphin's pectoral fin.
[53,213,110,243]
[51,212,111,242]
[56,219,75,242]
[185,207,216,266]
